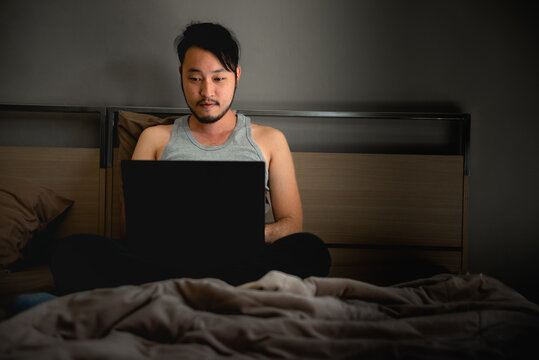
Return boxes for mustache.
[197,99,220,106]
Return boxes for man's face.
[180,46,241,124]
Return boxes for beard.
[189,99,232,124]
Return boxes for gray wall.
[1,0,538,301]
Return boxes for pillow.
[117,110,178,162]
[0,176,73,267]
[116,111,180,214]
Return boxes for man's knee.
[301,232,331,277]
[273,232,331,277]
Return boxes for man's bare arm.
[131,126,168,160]
[264,129,303,243]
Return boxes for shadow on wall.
[103,59,181,106]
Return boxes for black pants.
[50,232,331,295]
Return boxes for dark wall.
[1,0,538,301]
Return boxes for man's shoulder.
[251,123,284,138]
[141,123,174,137]
[138,124,174,148]
[251,123,288,148]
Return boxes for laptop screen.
[121,160,266,270]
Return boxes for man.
[132,22,302,244]
[50,22,330,294]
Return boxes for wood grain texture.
[0,146,104,237]
[293,152,464,247]
[328,247,461,284]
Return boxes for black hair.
[175,22,240,74]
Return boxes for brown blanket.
[0,271,538,359]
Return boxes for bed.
[0,105,107,317]
[0,104,537,359]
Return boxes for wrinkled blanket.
[0,271,538,359]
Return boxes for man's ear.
[235,65,242,83]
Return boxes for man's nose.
[200,79,214,98]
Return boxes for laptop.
[121,160,266,274]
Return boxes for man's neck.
[188,109,237,145]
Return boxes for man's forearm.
[264,216,302,244]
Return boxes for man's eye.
[189,77,201,81]
[215,77,225,81]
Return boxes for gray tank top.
[161,113,270,210]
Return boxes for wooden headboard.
[106,107,470,283]
[0,105,107,238]
[0,104,470,284]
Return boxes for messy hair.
[175,22,240,74]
